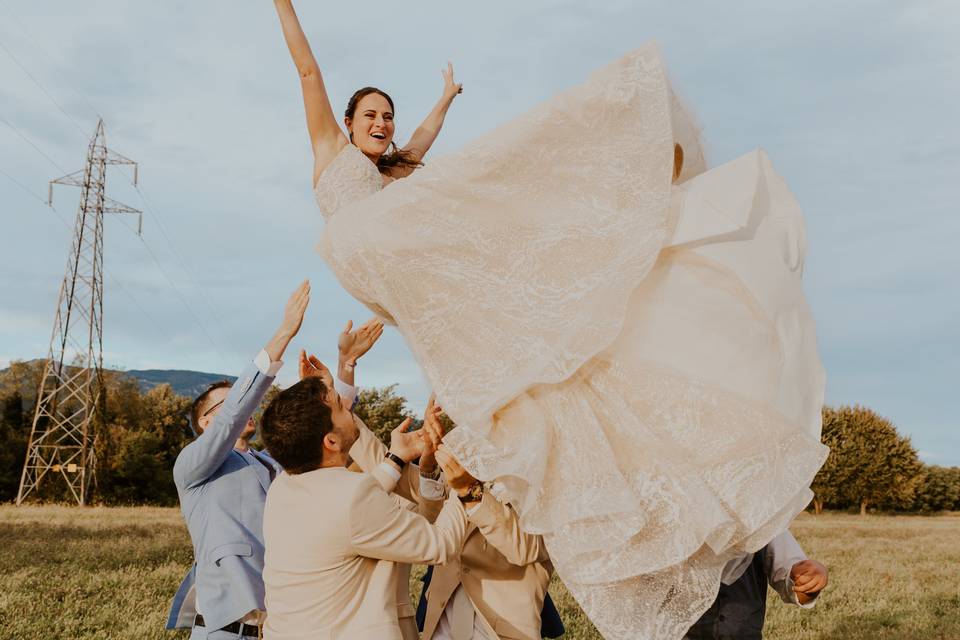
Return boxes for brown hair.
[345,87,423,173]
[261,377,333,474]
[190,380,234,434]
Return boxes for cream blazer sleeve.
[349,415,423,504]
[349,476,467,565]
[467,490,549,566]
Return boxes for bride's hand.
[441,61,463,101]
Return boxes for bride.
[272,1,828,638]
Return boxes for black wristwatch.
[385,452,407,469]
[457,481,484,504]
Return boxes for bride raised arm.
[391,62,463,177]
[273,0,348,185]
[274,1,461,186]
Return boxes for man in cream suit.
[260,365,478,640]
[166,282,309,639]
[419,446,558,640]
[300,348,446,640]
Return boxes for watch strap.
[385,452,407,469]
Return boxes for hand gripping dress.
[314,43,828,640]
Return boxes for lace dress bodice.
[313,144,383,221]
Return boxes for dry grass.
[0,506,957,639]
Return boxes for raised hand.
[338,318,384,367]
[281,280,311,337]
[419,394,444,476]
[790,559,828,604]
[298,350,329,381]
[388,417,425,463]
[436,445,479,497]
[265,280,310,362]
[442,61,463,101]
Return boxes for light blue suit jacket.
[165,359,280,633]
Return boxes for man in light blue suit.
[166,281,310,639]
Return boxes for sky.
[1,1,957,464]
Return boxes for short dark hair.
[190,380,234,433]
[261,377,332,475]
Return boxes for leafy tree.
[0,392,29,500]
[811,407,849,514]
[353,384,417,446]
[812,405,924,515]
[912,465,960,513]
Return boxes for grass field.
[1,506,958,639]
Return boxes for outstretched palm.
[338,318,384,366]
[442,61,463,100]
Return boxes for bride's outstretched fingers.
[442,61,463,98]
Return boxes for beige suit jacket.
[421,490,553,640]
[262,461,466,640]
[348,417,444,640]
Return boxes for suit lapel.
[239,449,272,494]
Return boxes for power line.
[0,114,70,174]
[2,125,230,369]
[129,181,233,337]
[0,35,89,142]
[0,22,232,368]
[132,229,231,366]
[4,168,186,361]
[0,166,48,205]
[0,0,102,123]
[0,11,232,352]
[1,120,231,366]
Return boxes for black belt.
[194,614,260,637]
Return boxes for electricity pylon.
[16,119,141,506]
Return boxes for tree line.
[1,359,957,512]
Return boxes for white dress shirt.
[720,530,818,608]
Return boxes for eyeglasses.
[201,399,226,418]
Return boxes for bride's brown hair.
[345,87,423,173]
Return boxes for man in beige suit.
[260,368,477,640]
[421,446,555,640]
[301,332,446,640]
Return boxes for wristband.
[419,465,441,481]
[385,452,406,469]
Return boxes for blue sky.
[1,1,957,464]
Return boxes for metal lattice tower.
[16,119,141,506]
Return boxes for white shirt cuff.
[377,461,402,483]
[335,377,357,406]
[254,349,283,377]
[419,475,446,501]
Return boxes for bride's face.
[346,93,395,159]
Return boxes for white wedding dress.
[314,43,828,639]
